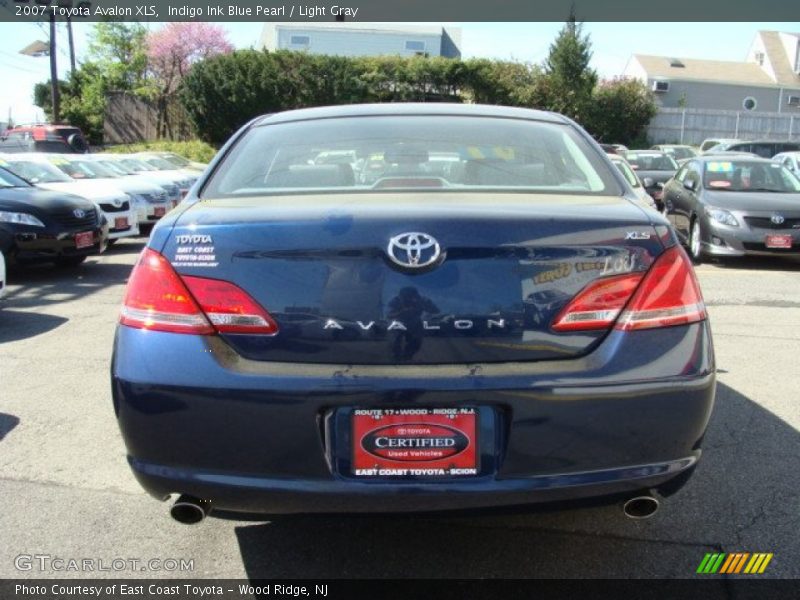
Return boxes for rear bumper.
[111,322,716,515]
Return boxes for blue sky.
[0,21,796,125]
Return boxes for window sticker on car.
[707,162,733,172]
[708,180,732,188]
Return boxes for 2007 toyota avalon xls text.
[111,104,715,524]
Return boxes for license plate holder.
[114,217,128,230]
[154,207,166,217]
[74,231,93,249]
[351,408,479,478]
[765,234,792,249]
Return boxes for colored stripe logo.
[697,553,773,574]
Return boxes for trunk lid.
[161,193,664,364]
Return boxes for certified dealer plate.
[352,408,478,477]
[765,234,792,249]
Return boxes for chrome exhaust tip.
[623,495,660,519]
[170,495,212,524]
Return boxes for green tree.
[541,12,598,124]
[35,23,153,144]
[588,78,658,145]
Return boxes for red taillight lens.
[552,245,706,333]
[182,276,279,335]
[120,249,279,335]
[616,245,706,331]
[552,273,644,332]
[120,248,213,334]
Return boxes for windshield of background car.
[142,157,178,170]
[0,166,31,187]
[98,160,133,176]
[612,159,641,188]
[1,159,73,184]
[202,116,622,198]
[664,147,696,160]
[120,158,156,172]
[702,161,800,193]
[624,153,678,171]
[163,153,190,167]
[50,158,118,180]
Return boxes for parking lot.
[0,237,798,579]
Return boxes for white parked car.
[772,151,800,175]
[89,157,182,209]
[609,154,659,212]
[42,154,172,227]
[0,154,140,241]
[112,154,199,197]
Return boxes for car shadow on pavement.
[3,261,136,309]
[0,413,19,442]
[0,310,68,343]
[232,382,799,579]
[704,255,800,272]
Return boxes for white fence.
[647,108,800,145]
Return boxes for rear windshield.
[624,153,678,171]
[202,116,621,199]
[703,160,800,192]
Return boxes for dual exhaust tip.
[168,493,660,524]
[623,494,660,519]
[170,495,212,525]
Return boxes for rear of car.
[111,105,715,520]
[0,124,89,154]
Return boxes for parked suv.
[708,140,800,159]
[0,124,90,154]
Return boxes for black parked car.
[111,104,714,523]
[662,156,800,262]
[0,166,107,267]
[622,150,679,212]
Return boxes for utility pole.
[49,12,60,123]
[67,17,76,74]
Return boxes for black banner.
[0,0,799,22]
[2,579,800,600]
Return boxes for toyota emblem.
[771,214,785,225]
[112,199,122,208]
[73,209,86,219]
[387,232,442,269]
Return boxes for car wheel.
[55,256,87,268]
[689,219,704,263]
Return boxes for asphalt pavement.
[0,238,798,580]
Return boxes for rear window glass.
[202,116,621,199]
[624,153,678,171]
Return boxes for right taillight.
[120,248,278,336]
[615,245,706,331]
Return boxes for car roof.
[694,155,775,163]
[255,103,569,127]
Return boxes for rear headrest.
[266,164,354,188]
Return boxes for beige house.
[624,31,800,114]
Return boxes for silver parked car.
[662,156,800,262]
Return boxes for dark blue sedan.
[111,104,715,524]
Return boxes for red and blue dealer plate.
[352,408,478,477]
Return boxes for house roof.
[759,31,800,86]
[632,54,775,86]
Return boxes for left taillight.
[119,248,278,335]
